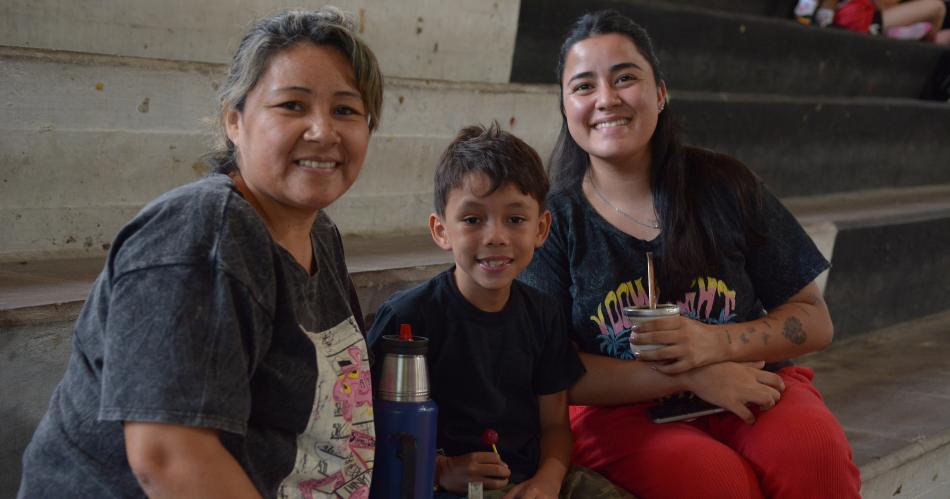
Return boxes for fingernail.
[632,351,640,360]
[630,332,638,342]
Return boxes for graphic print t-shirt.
[520,149,829,364]
[19,174,373,499]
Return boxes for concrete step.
[3,185,949,335]
[799,310,950,499]
[3,308,948,498]
[511,0,950,98]
[675,92,950,199]
[785,186,950,339]
[5,46,948,262]
[821,214,950,341]
[659,0,797,18]
[0,47,559,262]
[0,0,521,83]
[0,234,451,330]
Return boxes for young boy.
[368,124,632,499]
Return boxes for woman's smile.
[592,117,632,130]
[295,159,338,170]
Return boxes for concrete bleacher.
[514,0,949,98]
[514,0,950,340]
[2,0,949,497]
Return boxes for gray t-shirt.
[19,174,374,498]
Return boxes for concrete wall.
[325,78,559,237]
[6,40,935,262]
[0,49,218,261]
[0,46,559,262]
[0,0,520,83]
[0,0,536,262]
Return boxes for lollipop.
[481,428,499,454]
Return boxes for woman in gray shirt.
[20,8,382,498]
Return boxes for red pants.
[569,366,861,499]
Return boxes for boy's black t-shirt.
[368,268,585,483]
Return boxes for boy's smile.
[430,172,551,312]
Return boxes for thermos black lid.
[380,334,429,355]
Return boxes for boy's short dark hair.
[434,122,549,217]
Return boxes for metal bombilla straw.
[646,252,656,309]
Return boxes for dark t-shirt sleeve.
[746,184,830,310]
[532,303,585,395]
[521,215,576,331]
[99,263,270,435]
[367,301,395,349]
[366,301,398,393]
[523,224,570,302]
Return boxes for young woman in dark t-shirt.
[520,10,861,499]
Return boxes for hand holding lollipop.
[481,428,499,455]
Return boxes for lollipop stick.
[468,482,484,499]
[491,444,498,454]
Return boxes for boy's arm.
[502,390,571,499]
[436,451,511,493]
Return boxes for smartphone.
[648,392,726,424]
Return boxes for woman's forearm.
[567,352,788,425]
[567,351,688,405]
[125,422,261,499]
[716,281,833,363]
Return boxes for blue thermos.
[370,325,438,499]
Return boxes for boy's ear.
[535,210,552,248]
[429,213,452,251]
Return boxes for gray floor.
[799,310,950,468]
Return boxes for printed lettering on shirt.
[279,317,374,499]
[590,276,738,358]
[677,276,737,324]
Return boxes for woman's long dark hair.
[551,10,763,299]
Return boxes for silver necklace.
[587,170,660,230]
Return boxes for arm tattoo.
[726,330,733,344]
[791,302,812,317]
[762,331,771,345]
[783,317,807,345]
[741,326,753,344]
